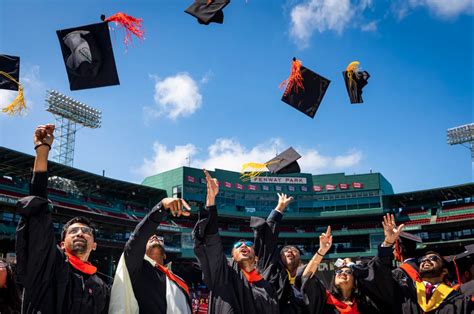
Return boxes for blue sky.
[0,0,472,193]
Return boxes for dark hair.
[61,216,95,241]
[0,259,22,312]
[329,268,376,311]
[399,240,417,258]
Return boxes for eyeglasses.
[419,255,441,264]
[335,269,353,276]
[233,241,254,249]
[282,247,300,254]
[67,226,93,236]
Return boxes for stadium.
[1,145,473,291]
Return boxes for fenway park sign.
[250,177,307,184]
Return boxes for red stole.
[325,290,360,314]
[65,252,97,275]
[155,263,190,297]
[241,268,263,284]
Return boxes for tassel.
[345,61,360,91]
[280,58,304,97]
[104,12,145,47]
[452,256,462,285]
[207,0,214,5]
[240,160,280,181]
[0,71,26,116]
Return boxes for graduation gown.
[353,246,473,314]
[15,172,109,314]
[252,210,309,314]
[193,205,279,314]
[109,202,192,314]
[300,274,379,314]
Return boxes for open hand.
[382,214,404,246]
[161,198,191,217]
[275,193,293,213]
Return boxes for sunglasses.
[67,226,93,236]
[335,269,353,276]
[233,241,254,249]
[419,255,441,264]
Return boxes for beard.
[71,240,88,254]
[419,265,444,278]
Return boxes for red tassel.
[280,58,304,97]
[452,256,462,285]
[104,12,144,47]
[207,0,214,5]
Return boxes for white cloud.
[136,142,198,177]
[290,0,353,46]
[148,73,202,120]
[408,0,472,18]
[361,20,378,32]
[0,90,16,108]
[135,138,363,177]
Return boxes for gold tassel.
[345,61,360,91]
[240,160,280,181]
[0,71,27,116]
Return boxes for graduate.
[193,169,279,314]
[15,124,109,314]
[109,197,192,314]
[353,214,473,314]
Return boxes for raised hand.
[161,197,191,217]
[275,193,294,213]
[318,225,332,255]
[203,169,219,206]
[33,124,55,147]
[382,213,404,246]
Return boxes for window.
[172,185,182,198]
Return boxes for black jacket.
[193,205,279,314]
[252,210,309,314]
[123,201,191,314]
[15,171,109,314]
[353,246,473,314]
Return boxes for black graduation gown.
[123,202,192,314]
[252,210,309,314]
[300,274,380,314]
[15,172,109,314]
[193,205,279,314]
[353,246,473,314]
[392,258,419,283]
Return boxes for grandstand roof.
[384,183,474,208]
[0,147,166,201]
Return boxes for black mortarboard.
[0,54,26,115]
[0,55,20,91]
[185,0,231,25]
[57,22,120,91]
[342,61,370,104]
[398,231,422,253]
[281,58,331,119]
[266,147,301,175]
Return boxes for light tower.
[447,123,474,162]
[45,90,102,167]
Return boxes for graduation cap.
[342,61,370,104]
[240,147,301,181]
[395,231,422,261]
[280,58,331,119]
[185,0,230,25]
[445,244,474,284]
[56,13,144,91]
[0,54,26,115]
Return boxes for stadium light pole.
[45,90,102,167]
[447,123,474,162]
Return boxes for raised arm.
[352,214,404,305]
[303,226,332,278]
[193,169,230,290]
[15,125,58,293]
[124,198,190,275]
[254,193,293,272]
